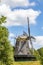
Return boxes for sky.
[0,0,43,49]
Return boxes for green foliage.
[34,50,41,60]
[0,26,9,38]
[0,61,5,65]
[40,57,43,65]
[0,41,14,64]
[37,47,43,65]
[0,16,6,24]
[38,47,43,57]
[0,16,14,65]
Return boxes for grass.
[14,61,41,65]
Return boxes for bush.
[40,57,43,65]
[0,61,5,65]
[38,47,43,57]
[34,50,41,60]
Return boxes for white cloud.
[1,0,35,8]
[35,36,43,46]
[9,33,15,46]
[9,33,16,46]
[0,4,41,26]
[33,36,43,49]
[9,33,15,38]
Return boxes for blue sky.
[0,0,43,49]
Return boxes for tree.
[33,49,41,60]
[37,47,43,65]
[0,16,14,65]
[37,47,43,57]
[0,16,6,24]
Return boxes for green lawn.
[14,61,41,65]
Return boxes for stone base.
[14,55,36,61]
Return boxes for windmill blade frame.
[30,38,34,54]
[31,36,35,40]
[27,17,34,54]
[23,31,28,36]
[27,17,30,37]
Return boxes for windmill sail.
[27,17,30,37]
[27,17,34,54]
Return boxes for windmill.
[14,17,36,61]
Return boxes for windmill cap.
[18,35,27,38]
